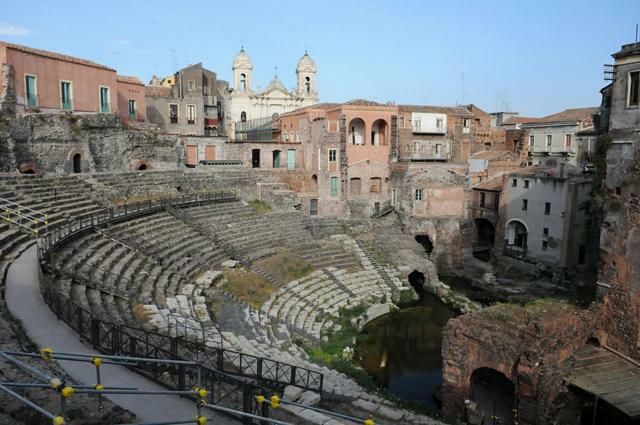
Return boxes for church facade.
[226,48,319,138]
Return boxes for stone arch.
[18,163,38,175]
[505,219,528,251]
[240,74,247,91]
[408,270,425,293]
[310,174,318,192]
[133,159,152,171]
[371,119,388,146]
[67,148,84,174]
[415,234,433,255]
[304,76,311,94]
[470,367,516,425]
[348,118,365,145]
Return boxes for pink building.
[0,41,145,121]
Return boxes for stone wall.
[441,302,602,424]
[0,113,183,174]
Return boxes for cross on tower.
[274,66,278,78]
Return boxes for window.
[543,227,549,237]
[413,119,421,132]
[400,116,405,128]
[328,149,338,170]
[544,202,551,215]
[203,83,209,95]
[493,193,500,209]
[128,99,136,119]
[305,76,311,94]
[546,134,552,149]
[463,118,471,133]
[512,178,517,187]
[25,75,37,107]
[240,73,247,91]
[169,104,178,123]
[99,86,110,113]
[186,104,196,124]
[188,80,195,91]
[628,71,639,107]
[522,199,528,211]
[369,177,381,193]
[524,180,529,189]
[564,134,572,148]
[415,189,423,201]
[529,135,535,148]
[240,111,247,122]
[60,81,72,110]
[542,240,548,250]
[330,177,338,197]
[350,178,361,195]
[480,192,486,207]
[436,118,444,131]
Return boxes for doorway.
[252,149,261,168]
[72,153,82,173]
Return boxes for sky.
[1,0,639,116]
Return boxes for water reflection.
[355,294,455,408]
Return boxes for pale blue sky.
[1,0,639,116]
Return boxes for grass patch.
[248,199,271,214]
[360,239,389,266]
[254,251,314,283]
[486,298,577,322]
[221,267,276,308]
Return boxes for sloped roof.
[539,107,598,123]
[117,75,144,85]
[263,77,289,94]
[473,177,503,191]
[502,116,543,124]
[0,41,115,71]
[398,104,473,116]
[344,99,386,106]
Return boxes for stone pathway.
[4,246,236,424]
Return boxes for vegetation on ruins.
[221,266,276,308]
[486,298,579,323]
[253,250,314,282]
[248,199,272,214]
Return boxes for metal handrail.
[36,189,324,393]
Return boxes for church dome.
[233,47,252,70]
[296,51,316,73]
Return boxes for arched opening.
[252,149,261,168]
[408,270,425,294]
[369,177,382,194]
[18,163,37,175]
[349,177,362,196]
[72,153,82,173]
[348,118,365,145]
[586,337,601,347]
[240,74,246,91]
[304,76,311,94]
[473,218,495,262]
[311,174,318,192]
[506,220,528,256]
[371,119,388,146]
[415,234,433,255]
[272,150,281,168]
[240,111,247,122]
[138,163,147,171]
[470,368,516,425]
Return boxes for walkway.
[5,245,235,424]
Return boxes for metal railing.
[36,189,324,393]
[0,197,48,235]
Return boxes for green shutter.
[26,76,37,107]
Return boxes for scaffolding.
[0,349,374,425]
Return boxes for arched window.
[73,153,82,173]
[348,118,365,145]
[240,73,246,91]
[305,76,311,94]
[240,111,247,122]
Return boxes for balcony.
[204,117,218,127]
